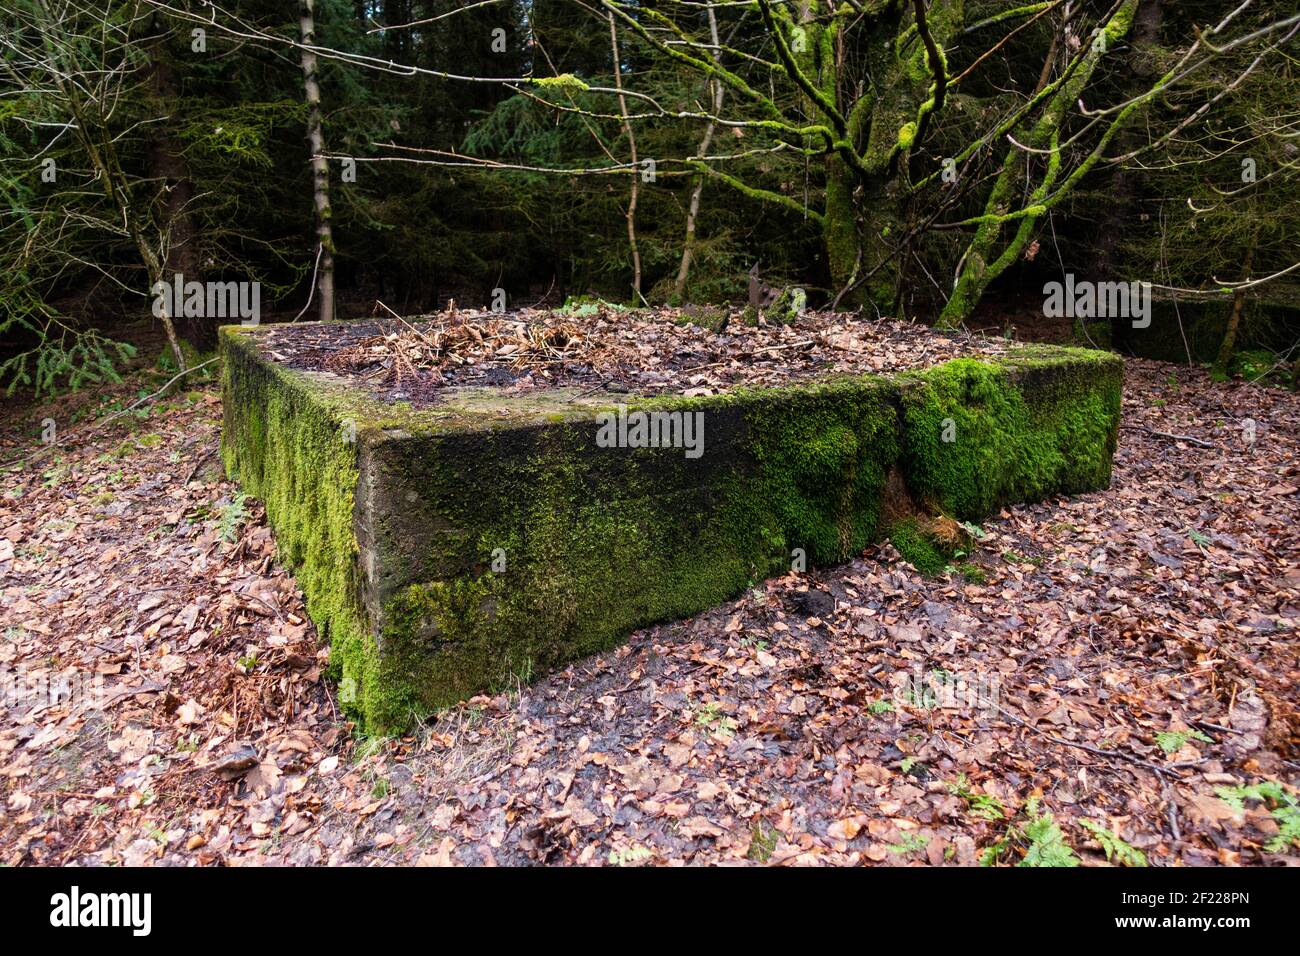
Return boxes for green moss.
[823,158,860,296]
[1228,349,1283,384]
[888,518,951,576]
[533,73,589,92]
[739,379,898,564]
[766,286,806,325]
[886,515,981,578]
[1073,317,1113,349]
[899,351,1123,520]
[352,379,900,723]
[675,305,729,333]
[1105,3,1136,42]
[219,327,379,727]
[358,430,770,722]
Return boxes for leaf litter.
[0,334,1296,867]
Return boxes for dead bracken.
[258,307,1017,406]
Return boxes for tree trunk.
[851,1,962,315]
[1213,235,1256,377]
[938,0,1141,328]
[824,157,864,301]
[149,48,207,350]
[300,0,336,322]
[1095,1,1164,290]
[609,13,641,301]
[673,5,723,304]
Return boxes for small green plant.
[1079,819,1147,866]
[1155,728,1213,754]
[886,833,930,856]
[981,797,1079,867]
[747,820,779,863]
[1002,550,1043,566]
[948,774,1008,821]
[1019,800,1078,867]
[352,733,389,761]
[1215,781,1300,853]
[218,492,249,542]
[608,845,653,866]
[41,464,67,488]
[559,295,629,317]
[867,699,895,716]
[695,702,738,738]
[0,323,137,398]
[1186,528,1212,550]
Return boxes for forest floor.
[1,346,1298,867]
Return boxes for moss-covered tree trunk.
[849,0,962,315]
[823,155,862,298]
[938,0,1139,328]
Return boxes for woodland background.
[2,0,1298,390]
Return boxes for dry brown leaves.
[329,317,604,387]
[262,308,1015,405]
[1,334,1296,868]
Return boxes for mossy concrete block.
[219,325,1122,732]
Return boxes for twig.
[290,242,324,322]
[1145,429,1214,448]
[996,703,1197,780]
[373,300,436,346]
[1191,718,1245,736]
[1162,780,1182,842]
[99,681,169,707]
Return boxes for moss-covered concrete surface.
[220,324,1122,732]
